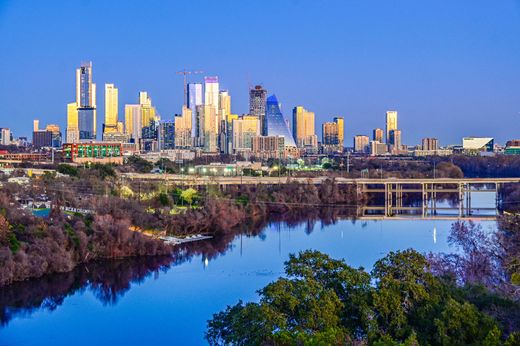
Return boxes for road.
[121,173,520,186]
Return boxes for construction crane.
[176,69,204,106]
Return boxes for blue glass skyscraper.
[265,95,296,147]
[187,83,202,137]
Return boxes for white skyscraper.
[204,77,219,135]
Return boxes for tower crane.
[176,69,204,106]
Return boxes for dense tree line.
[206,250,520,345]
[0,192,172,286]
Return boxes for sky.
[0,0,519,146]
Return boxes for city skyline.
[1,1,520,144]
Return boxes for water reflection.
[0,203,494,332]
[0,208,355,327]
[0,256,175,326]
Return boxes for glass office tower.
[265,95,296,147]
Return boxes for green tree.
[57,164,79,177]
[206,250,507,346]
[180,188,198,206]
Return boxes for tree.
[180,188,198,206]
[206,250,507,346]
[58,164,79,177]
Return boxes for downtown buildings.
[30,60,450,164]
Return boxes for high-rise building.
[354,135,370,153]
[218,90,232,153]
[219,90,231,122]
[174,106,192,148]
[249,85,267,135]
[204,77,219,137]
[265,95,296,147]
[33,125,61,148]
[66,102,79,143]
[389,129,402,149]
[232,116,259,151]
[292,106,317,150]
[141,119,159,152]
[159,120,175,150]
[193,105,205,148]
[203,105,218,152]
[373,128,384,143]
[370,141,388,156]
[76,62,96,140]
[139,91,157,128]
[0,128,11,146]
[322,121,341,153]
[33,120,39,132]
[103,83,119,134]
[188,83,203,137]
[124,104,141,143]
[422,137,439,151]
[385,111,398,144]
[334,117,344,150]
[251,136,285,159]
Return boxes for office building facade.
[385,111,397,144]
[265,95,296,147]
[249,85,267,135]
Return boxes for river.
[0,193,498,345]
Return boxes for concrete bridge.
[123,174,520,218]
[122,173,520,187]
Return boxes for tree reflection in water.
[0,208,353,327]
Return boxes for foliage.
[125,155,154,173]
[158,192,170,207]
[180,188,198,206]
[206,250,512,345]
[90,163,116,180]
[57,164,79,177]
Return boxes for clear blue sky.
[1,0,519,146]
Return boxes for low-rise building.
[462,137,494,153]
[63,142,123,164]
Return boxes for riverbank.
[0,179,363,287]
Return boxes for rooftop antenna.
[176,69,203,106]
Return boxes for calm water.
[1,192,497,345]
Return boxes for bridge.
[122,173,520,187]
[123,174,520,218]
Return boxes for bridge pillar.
[458,183,464,217]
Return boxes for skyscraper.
[293,106,317,150]
[232,116,259,152]
[422,137,439,151]
[187,83,202,137]
[174,106,192,148]
[203,105,218,152]
[219,90,231,122]
[193,105,205,148]
[373,128,384,142]
[76,61,96,140]
[249,85,267,135]
[139,91,157,128]
[159,120,175,150]
[322,122,339,145]
[124,104,141,143]
[103,83,118,134]
[385,111,398,144]
[66,102,79,143]
[218,90,232,153]
[265,95,296,147]
[334,116,344,150]
[204,77,219,133]
[354,135,370,153]
[389,129,402,149]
